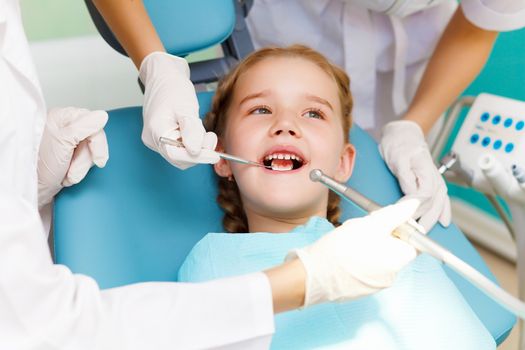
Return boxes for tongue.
[271,159,293,171]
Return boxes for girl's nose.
[269,112,302,138]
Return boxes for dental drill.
[309,168,525,321]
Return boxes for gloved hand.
[379,120,451,231]
[139,52,220,169]
[37,107,109,208]
[287,200,419,307]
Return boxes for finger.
[387,238,418,268]
[417,184,446,232]
[438,195,452,228]
[63,140,93,186]
[163,146,219,169]
[202,131,218,151]
[87,130,109,168]
[62,110,109,146]
[393,159,419,195]
[179,117,205,155]
[370,199,421,233]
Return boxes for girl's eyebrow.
[304,94,333,111]
[239,90,271,106]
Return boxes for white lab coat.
[246,0,525,139]
[0,1,275,348]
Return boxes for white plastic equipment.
[450,93,525,201]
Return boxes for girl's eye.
[303,109,324,120]
[250,106,272,115]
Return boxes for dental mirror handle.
[159,136,270,169]
[310,168,525,320]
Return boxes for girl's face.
[214,57,355,231]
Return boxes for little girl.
[177,45,495,349]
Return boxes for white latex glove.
[287,200,419,307]
[139,52,220,169]
[37,107,109,208]
[379,120,451,231]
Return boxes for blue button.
[480,112,490,122]
[516,121,524,131]
[470,134,479,144]
[492,115,501,125]
[505,143,514,153]
[504,118,513,128]
[482,136,491,147]
[493,140,502,150]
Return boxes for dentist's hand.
[139,52,219,169]
[287,200,419,307]
[37,107,109,208]
[379,120,451,231]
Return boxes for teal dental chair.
[54,0,515,345]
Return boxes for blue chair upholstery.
[84,0,253,84]
[55,0,515,346]
[55,92,515,345]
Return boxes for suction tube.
[310,169,525,320]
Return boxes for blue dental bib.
[178,217,495,349]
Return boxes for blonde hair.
[204,45,353,233]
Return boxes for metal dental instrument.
[159,136,272,169]
[310,168,525,321]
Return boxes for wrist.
[383,120,425,139]
[139,52,189,84]
[265,258,306,313]
[402,111,436,135]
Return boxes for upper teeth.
[264,153,303,162]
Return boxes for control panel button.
[505,143,515,153]
[504,118,513,128]
[493,140,502,150]
[492,115,501,125]
[516,121,524,131]
[470,134,480,144]
[480,112,490,122]
[482,136,491,147]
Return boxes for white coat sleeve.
[0,194,274,350]
[461,0,525,31]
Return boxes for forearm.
[2,195,275,348]
[404,7,498,134]
[265,258,306,313]
[92,0,164,68]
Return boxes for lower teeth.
[271,160,293,171]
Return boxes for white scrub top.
[0,1,275,348]
[246,0,525,138]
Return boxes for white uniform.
[246,0,525,139]
[0,1,274,348]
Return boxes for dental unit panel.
[451,93,525,202]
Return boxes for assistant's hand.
[38,107,109,208]
[379,120,451,231]
[139,52,220,169]
[287,200,419,307]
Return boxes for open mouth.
[262,152,305,172]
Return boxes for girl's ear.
[334,143,356,183]
[213,141,233,178]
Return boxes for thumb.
[179,117,205,155]
[370,199,420,234]
[62,109,109,146]
[63,140,93,186]
[87,130,109,168]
